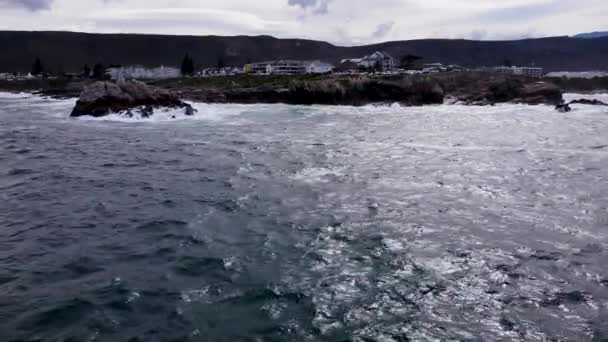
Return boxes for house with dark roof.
[341,51,396,71]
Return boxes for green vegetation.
[149,73,330,91]
[82,64,91,78]
[217,56,226,69]
[92,63,106,80]
[181,54,195,76]
[32,57,44,75]
[400,54,422,69]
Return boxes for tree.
[400,54,422,69]
[503,59,513,67]
[217,56,226,69]
[181,53,195,76]
[83,64,91,78]
[32,57,44,75]
[92,63,106,79]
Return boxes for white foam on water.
[71,102,279,124]
[291,166,347,184]
[0,91,36,99]
[6,92,606,128]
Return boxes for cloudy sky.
[0,0,605,45]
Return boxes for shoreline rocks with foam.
[69,80,196,118]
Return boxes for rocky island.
[70,80,196,118]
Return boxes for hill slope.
[574,31,608,39]
[1,31,607,73]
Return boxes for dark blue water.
[1,93,608,341]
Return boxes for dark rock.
[517,82,563,105]
[555,102,572,112]
[285,77,445,106]
[195,77,446,107]
[184,105,195,116]
[456,78,563,106]
[70,80,195,118]
[489,78,525,102]
[568,98,608,106]
[554,98,608,112]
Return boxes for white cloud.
[287,0,333,14]
[0,0,53,11]
[372,21,395,40]
[0,0,605,45]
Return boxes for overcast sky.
[0,0,606,45]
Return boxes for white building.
[422,63,447,73]
[0,73,13,80]
[342,51,396,71]
[246,61,274,75]
[545,71,608,79]
[306,61,334,74]
[245,60,335,75]
[494,66,543,78]
[195,67,243,77]
[106,65,181,80]
[421,63,465,73]
[271,60,308,75]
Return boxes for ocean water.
[1,93,608,341]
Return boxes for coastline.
[1,73,607,108]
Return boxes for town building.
[0,73,38,81]
[195,67,243,77]
[421,63,466,73]
[244,60,335,76]
[106,65,181,80]
[494,66,543,78]
[423,63,445,69]
[545,71,608,79]
[447,65,467,72]
[423,63,447,73]
[272,60,308,75]
[341,51,396,71]
[306,61,335,74]
[245,62,274,75]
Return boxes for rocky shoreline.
[155,73,566,107]
[2,73,607,118]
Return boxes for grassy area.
[2,73,607,100]
[149,74,331,90]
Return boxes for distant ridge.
[1,31,607,73]
[574,31,608,39]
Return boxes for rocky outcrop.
[70,80,195,117]
[555,98,608,112]
[189,75,560,108]
[568,98,608,106]
[555,102,572,112]
[453,78,563,106]
[516,82,564,105]
[186,77,445,106]
[12,74,570,110]
[285,78,445,106]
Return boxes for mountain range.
[1,31,607,73]
[574,31,608,39]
